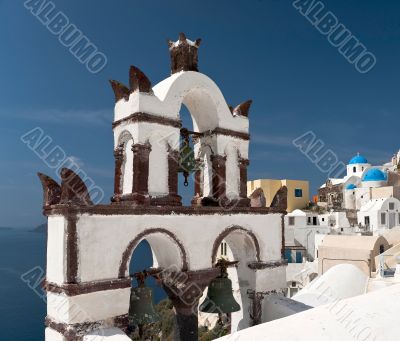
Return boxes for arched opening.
[199,227,260,334]
[117,130,134,195]
[120,229,188,339]
[178,104,197,205]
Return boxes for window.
[294,188,303,197]
[289,217,295,226]
[307,217,311,225]
[341,228,344,232]
[379,244,385,254]
[381,213,386,225]
[362,167,364,171]
[322,218,325,222]
[365,216,370,226]
[389,202,395,210]
[220,242,228,256]
[284,250,292,263]
[353,166,356,172]
[296,251,302,263]
[313,216,317,225]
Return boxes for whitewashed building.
[357,197,400,234]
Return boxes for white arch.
[152,71,249,133]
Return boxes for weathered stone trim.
[66,214,78,284]
[211,226,261,264]
[44,204,285,216]
[119,228,189,277]
[150,194,182,206]
[208,127,250,141]
[112,112,182,129]
[45,314,128,340]
[45,277,131,296]
[247,260,287,270]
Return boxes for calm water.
[0,228,164,341]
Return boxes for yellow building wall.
[282,179,310,213]
[247,179,309,213]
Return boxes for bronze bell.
[128,270,160,327]
[178,128,198,186]
[128,286,160,326]
[199,260,241,314]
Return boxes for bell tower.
[110,33,252,208]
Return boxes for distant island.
[32,223,47,233]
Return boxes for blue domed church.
[318,151,400,212]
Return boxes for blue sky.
[1,0,400,227]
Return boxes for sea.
[0,227,164,341]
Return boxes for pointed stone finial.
[109,80,130,102]
[270,186,288,211]
[60,168,93,205]
[129,65,153,94]
[232,100,253,117]
[168,32,201,74]
[249,188,266,208]
[37,173,61,207]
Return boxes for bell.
[178,128,197,186]
[199,276,240,314]
[128,286,160,326]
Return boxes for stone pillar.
[191,158,203,206]
[160,268,219,341]
[211,155,226,202]
[132,143,151,204]
[119,143,151,204]
[112,144,124,202]
[236,157,251,207]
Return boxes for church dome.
[362,168,386,182]
[349,154,368,165]
[346,184,357,190]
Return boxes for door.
[389,213,396,229]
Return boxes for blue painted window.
[284,249,292,263]
[294,188,303,197]
[296,251,303,263]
